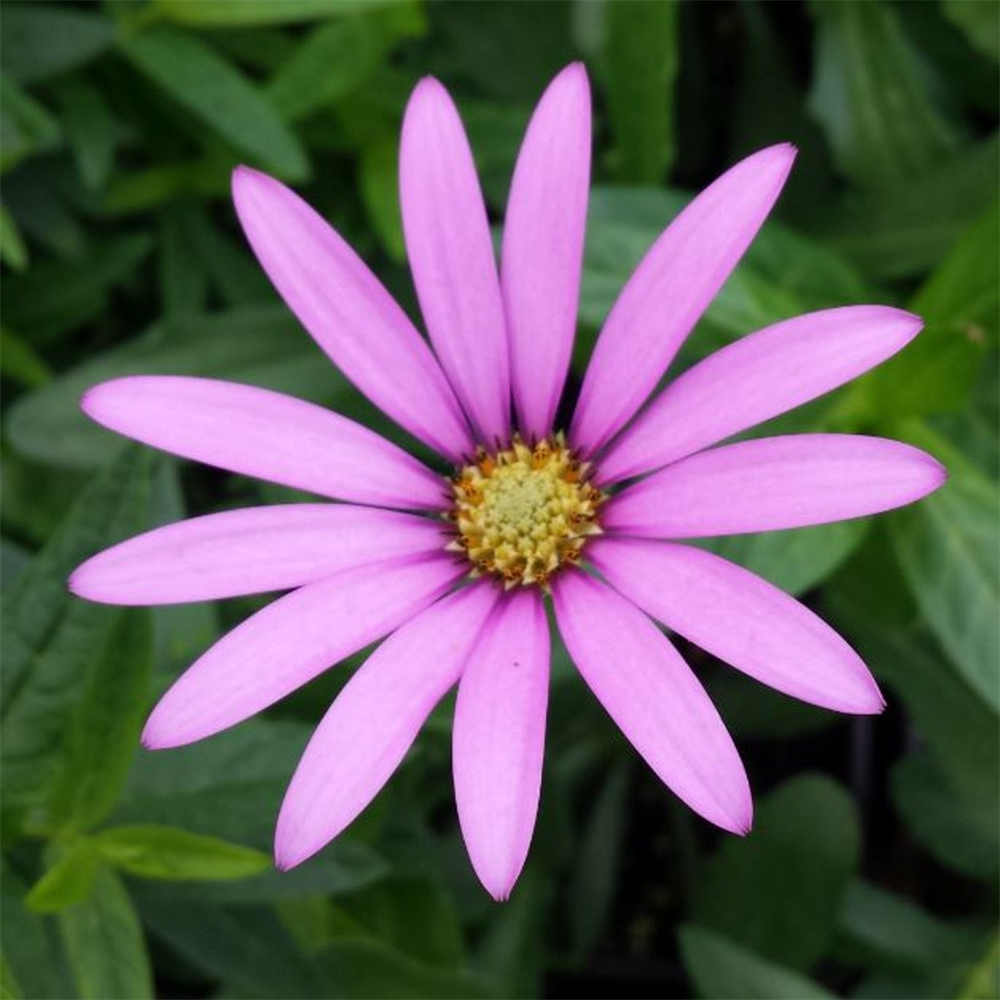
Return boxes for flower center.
[448,433,605,589]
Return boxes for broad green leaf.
[100,157,230,216]
[889,423,1000,710]
[158,208,209,317]
[134,890,333,997]
[837,879,989,973]
[0,956,21,1000]
[0,866,74,999]
[568,762,629,956]
[0,450,150,832]
[700,518,869,597]
[474,872,546,1000]
[119,29,309,180]
[360,136,405,260]
[679,925,836,999]
[316,938,497,1000]
[0,203,28,271]
[825,532,999,842]
[693,775,859,969]
[0,77,61,174]
[58,866,153,1000]
[0,234,153,341]
[113,716,312,848]
[910,198,1000,332]
[603,0,679,183]
[26,840,101,914]
[0,538,31,591]
[943,0,1000,61]
[266,17,386,122]
[341,876,466,969]
[95,825,270,881]
[148,0,402,28]
[808,0,962,189]
[818,134,999,281]
[704,669,834,741]
[54,80,116,191]
[6,305,350,469]
[0,327,49,387]
[142,842,387,903]
[0,6,115,84]
[892,750,999,882]
[47,610,152,832]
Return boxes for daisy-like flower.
[71,64,944,900]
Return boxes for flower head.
[70,64,945,900]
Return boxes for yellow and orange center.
[448,433,605,589]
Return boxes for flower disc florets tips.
[448,432,605,589]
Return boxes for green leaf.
[603,0,679,183]
[911,198,1000,333]
[818,134,999,281]
[0,327,49,387]
[134,890,334,997]
[6,305,351,469]
[0,77,61,174]
[943,0,1000,61]
[119,28,309,179]
[112,716,311,848]
[158,208,209,317]
[141,842,388,903]
[265,17,386,122]
[0,203,28,271]
[679,925,836,999]
[568,762,629,956]
[0,6,115,84]
[892,750,999,881]
[341,876,466,969]
[95,825,271,881]
[26,840,101,914]
[54,80,116,191]
[47,610,152,832]
[0,956,21,1000]
[360,137,405,260]
[148,0,401,28]
[808,0,963,189]
[837,879,988,974]
[0,234,153,341]
[700,518,869,597]
[316,938,497,1000]
[0,450,151,833]
[889,423,1000,710]
[692,775,859,969]
[0,866,75,999]
[58,865,153,1000]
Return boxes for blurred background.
[1,1,997,998]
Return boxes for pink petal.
[70,505,446,605]
[604,434,946,537]
[571,144,797,456]
[589,538,884,713]
[553,571,751,833]
[400,78,510,446]
[232,166,473,461]
[502,63,591,440]
[142,555,463,749]
[275,582,499,869]
[83,376,445,510]
[599,306,923,484]
[453,589,550,901]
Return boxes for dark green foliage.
[1,2,997,998]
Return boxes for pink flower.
[70,64,945,900]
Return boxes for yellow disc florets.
[447,433,605,590]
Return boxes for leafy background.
[1,1,997,998]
